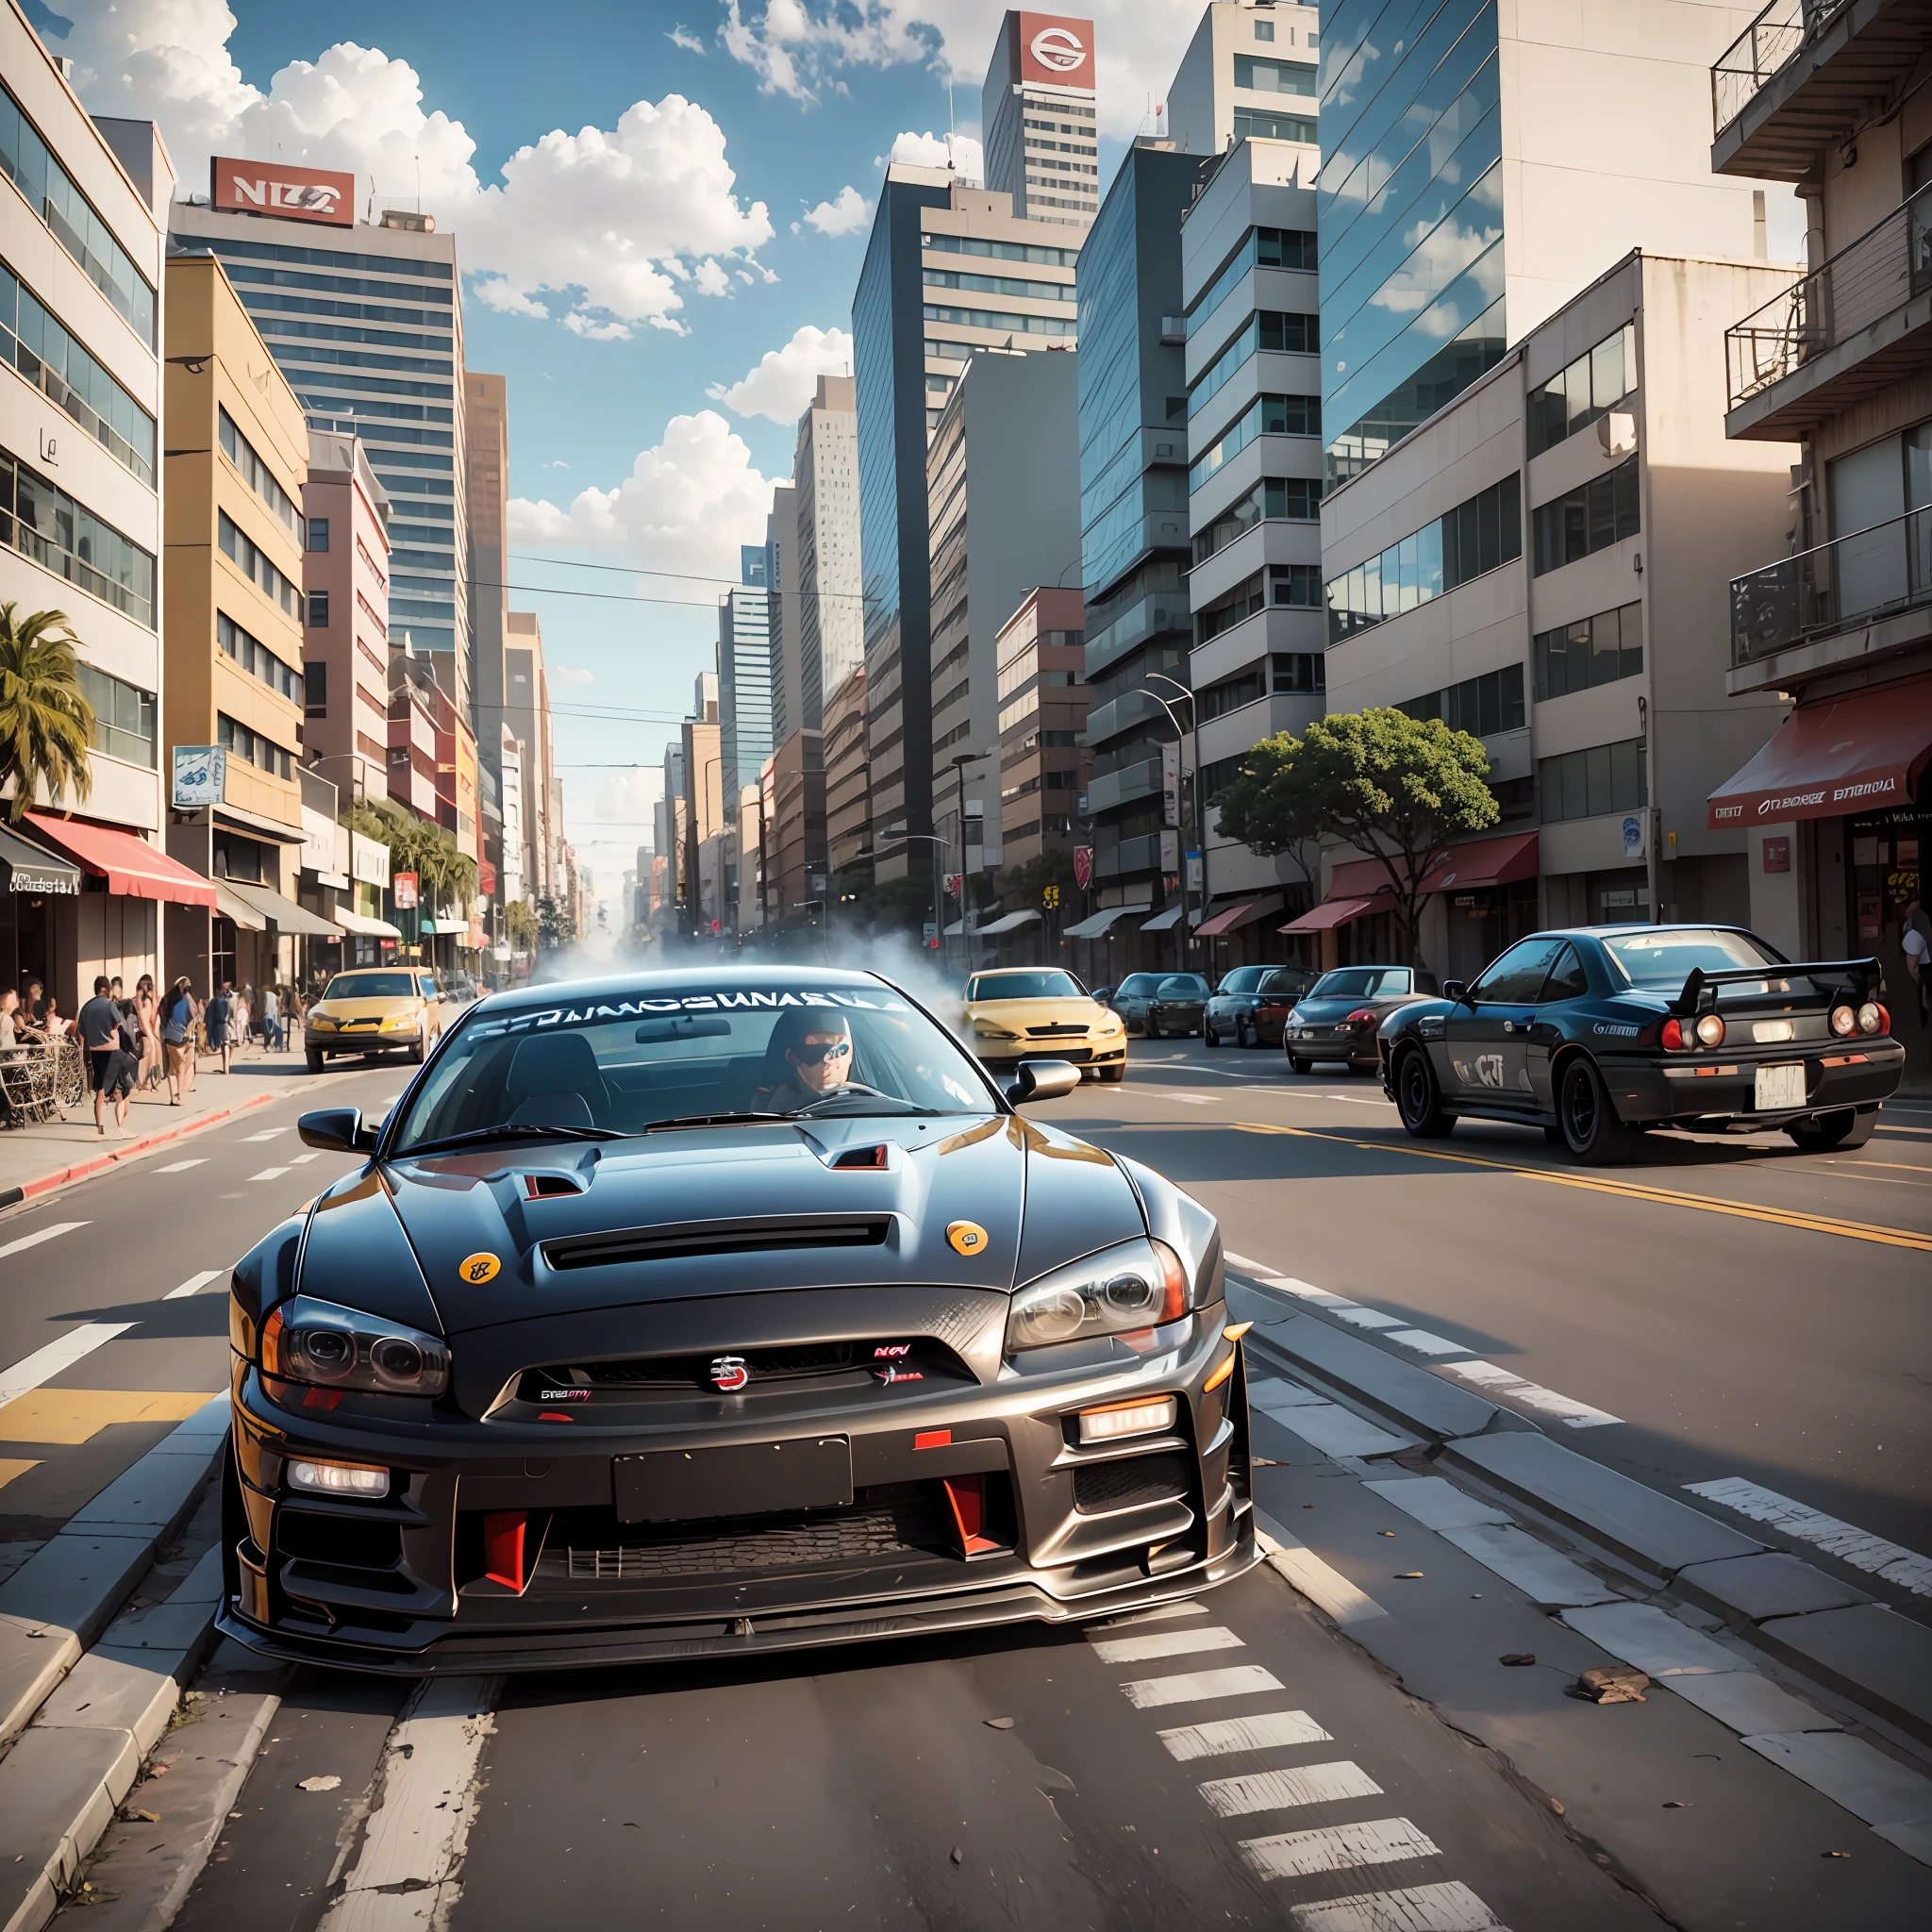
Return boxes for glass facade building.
[718,581,774,804]
[1318,0,1506,485]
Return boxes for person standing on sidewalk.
[158,975,199,1105]
[262,981,282,1053]
[133,972,161,1090]
[76,974,120,1136]
[1903,895,1930,1031]
[0,988,25,1131]
[204,981,235,1074]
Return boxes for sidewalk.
[0,1039,326,1208]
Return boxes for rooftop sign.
[211,157,355,227]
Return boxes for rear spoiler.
[1671,957,1882,1017]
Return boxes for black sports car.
[1205,967,1315,1048]
[1379,924,1904,1163]
[220,968,1256,1674]
[1282,966,1437,1074]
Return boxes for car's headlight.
[1006,1238,1191,1356]
[974,1021,1019,1040]
[261,1294,450,1397]
[379,1011,416,1031]
[308,1013,336,1028]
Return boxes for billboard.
[171,745,226,809]
[211,157,355,227]
[1017,13,1095,90]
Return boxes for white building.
[980,10,1100,228]
[1166,0,1322,158]
[791,374,861,731]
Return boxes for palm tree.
[0,603,94,824]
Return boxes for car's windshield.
[1158,975,1209,997]
[391,981,996,1149]
[324,973,416,1000]
[1116,974,1160,995]
[966,971,1083,1001]
[1311,969,1408,999]
[1601,928,1779,990]
[1218,968,1264,993]
[1259,969,1313,996]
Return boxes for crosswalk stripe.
[290,1151,321,1164]
[1290,1879,1507,1931]
[1199,1760,1384,1817]
[165,1269,225,1300]
[1686,1476,1932,1597]
[249,1166,291,1181]
[0,1321,132,1407]
[154,1158,207,1173]
[1090,1624,1243,1665]
[1158,1710,1333,1762]
[0,1222,88,1262]
[1119,1665,1283,1708]
[1240,1816,1440,1881]
[241,1128,288,1141]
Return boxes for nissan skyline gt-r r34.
[1378,924,1904,1164]
[219,968,1257,1674]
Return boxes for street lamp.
[944,751,989,971]
[870,828,950,955]
[1143,675,1203,969]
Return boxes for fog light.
[287,1457,389,1499]
[1694,1013,1726,1048]
[1078,1395,1178,1444]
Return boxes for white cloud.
[721,3,1206,141]
[798,185,873,237]
[884,130,982,181]
[594,767,665,832]
[668,25,708,55]
[48,3,771,339]
[708,325,854,423]
[557,665,596,686]
[507,410,778,583]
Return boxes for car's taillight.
[1695,1013,1726,1048]
[1830,1004,1857,1037]
[1858,1001,1888,1036]
[1661,1017,1689,1051]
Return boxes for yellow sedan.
[304,968,444,1073]
[961,967,1127,1084]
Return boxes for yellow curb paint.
[0,1458,42,1489]
[0,1390,213,1445]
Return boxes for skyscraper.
[1318,0,1779,486]
[464,371,510,858]
[718,556,774,806]
[1166,0,1322,156]
[791,374,861,731]
[981,11,1100,228]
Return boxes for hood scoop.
[542,1213,892,1273]
[524,1172,588,1200]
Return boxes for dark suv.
[1206,966,1316,1048]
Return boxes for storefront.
[0,824,82,997]
[333,908,402,971]
[1195,893,1289,972]
[1062,903,1152,990]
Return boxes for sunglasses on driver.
[791,1039,852,1064]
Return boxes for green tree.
[504,899,538,952]
[537,893,577,950]
[0,604,95,824]
[1215,708,1498,967]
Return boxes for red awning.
[1196,895,1284,938]
[1420,831,1539,893]
[1279,896,1381,934]
[25,813,218,908]
[1707,676,1932,829]
[1326,856,1400,901]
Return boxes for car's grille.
[1026,1023,1091,1037]
[1073,1453,1191,1515]
[518,1335,969,1401]
[546,1482,952,1580]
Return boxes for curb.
[1234,1274,1932,1751]
[0,1398,231,1932]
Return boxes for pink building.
[302,431,391,808]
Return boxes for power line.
[504,555,875,604]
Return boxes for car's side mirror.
[1007,1058,1082,1105]
[1091,987,1112,1004]
[1441,980,1469,1006]
[298,1107,376,1153]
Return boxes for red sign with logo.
[1017,12,1096,89]
[211,157,355,227]
[392,871,419,909]
[477,860,497,897]
[1073,845,1093,889]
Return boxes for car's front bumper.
[219,1309,1255,1674]
[974,1039,1126,1071]
[1607,1041,1906,1125]
[1284,1026,1375,1061]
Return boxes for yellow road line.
[1230,1122,1932,1252]
[0,1458,41,1490]
[0,1389,212,1445]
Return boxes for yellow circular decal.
[946,1221,989,1257]
[458,1252,501,1285]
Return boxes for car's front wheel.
[306,1046,324,1074]
[408,1026,427,1065]
[1204,1020,1221,1047]
[1395,1045,1456,1139]
[1100,1063,1125,1084]
[1785,1106,1875,1152]
[1558,1056,1636,1165]
[1287,1053,1310,1075]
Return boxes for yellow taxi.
[961,966,1126,1083]
[304,968,445,1073]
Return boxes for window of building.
[0,82,157,344]
[1233,108,1318,142]
[924,267,1072,303]
[1540,738,1647,823]
[1272,564,1322,607]
[1398,662,1525,737]
[217,711,294,780]
[218,408,303,541]
[1526,323,1637,458]
[0,447,155,625]
[75,661,155,767]
[0,260,156,484]
[307,515,330,552]
[1534,602,1643,700]
[922,303,1076,339]
[1186,226,1318,339]
[304,660,327,716]
[1326,475,1521,641]
[1190,311,1321,418]
[1273,652,1324,692]
[307,590,329,628]
[1234,55,1317,94]
[218,510,303,617]
[1255,18,1275,38]
[921,233,1082,268]
[1197,570,1267,644]
[1193,476,1323,562]
[1530,456,1640,575]
[1190,392,1322,491]
[218,610,304,703]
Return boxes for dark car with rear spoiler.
[1378,925,1903,1163]
[217,967,1256,1674]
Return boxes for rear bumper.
[1608,1042,1905,1124]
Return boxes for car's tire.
[1394,1046,1456,1139]
[1543,1123,1565,1145]
[1239,1018,1257,1048]
[1287,1054,1310,1075]
[1100,1063,1125,1084]
[306,1047,324,1074]
[1204,1022,1221,1047]
[1785,1107,1875,1152]
[408,1028,426,1065]
[1558,1056,1637,1165]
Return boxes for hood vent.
[524,1173,587,1199]
[830,1144,889,1170]
[542,1213,892,1273]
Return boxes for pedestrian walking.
[262,982,282,1052]
[19,976,43,1024]
[76,974,121,1136]
[99,997,139,1133]
[234,985,253,1056]
[0,988,25,1131]
[205,980,236,1074]
[134,972,161,1089]
[158,975,199,1104]
[1903,894,1930,1029]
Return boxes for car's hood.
[293,1112,1149,1338]
[1294,994,1396,1019]
[311,996,424,1022]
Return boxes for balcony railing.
[1711,0,1851,135]
[1731,504,1932,664]
[1725,178,1932,411]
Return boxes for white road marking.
[290,1151,321,1164]
[1095,1600,1210,1627]
[1740,1730,1932,1862]
[248,1166,291,1181]
[1090,1624,1243,1665]
[1291,1879,1508,1931]
[0,1221,87,1262]
[1119,1665,1284,1708]
[154,1158,207,1173]
[1436,1359,1622,1428]
[240,1128,288,1141]
[1199,1760,1384,1817]
[1560,1601,1744,1677]
[318,1674,499,1931]
[1327,1306,1407,1330]
[1685,1476,1932,1597]
[1258,1531,1390,1626]
[1158,1709,1333,1762]
[164,1269,225,1300]
[0,1320,134,1407]
[1169,1093,1212,1105]
[1384,1328,1470,1357]
[1241,1817,1440,1882]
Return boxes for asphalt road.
[8,1034,1929,1929]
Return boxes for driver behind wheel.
[761,1008,856,1113]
